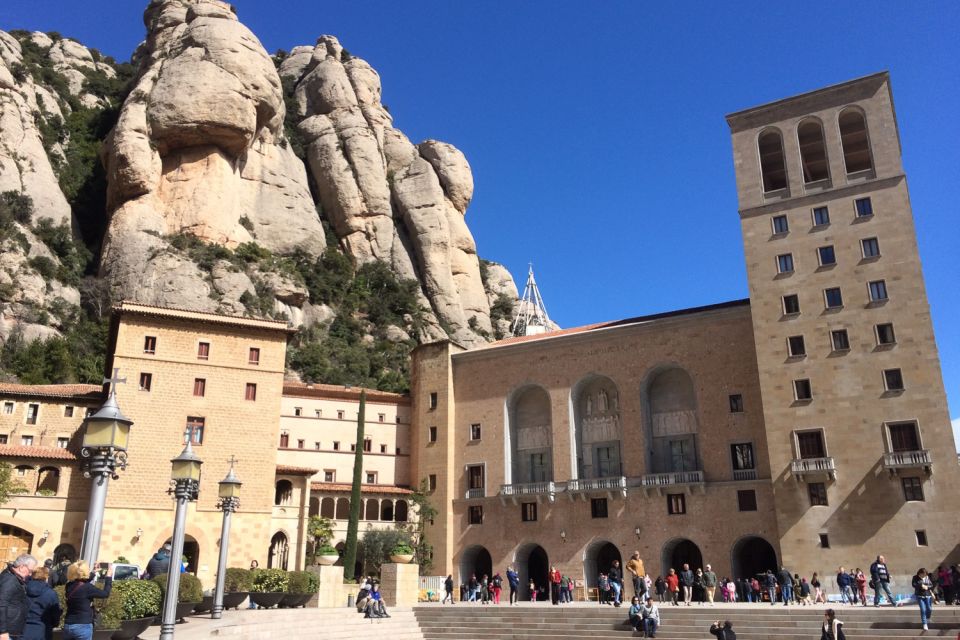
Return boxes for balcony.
[639,470,704,495]
[883,450,932,474]
[498,481,558,504]
[566,476,627,500]
[464,487,485,500]
[733,469,758,481]
[790,457,836,480]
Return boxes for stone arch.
[335,497,350,519]
[643,366,701,474]
[163,533,200,574]
[35,467,60,495]
[394,500,408,522]
[364,499,379,521]
[380,500,394,521]
[506,384,553,485]
[308,497,319,517]
[661,537,703,577]
[583,539,622,595]
[458,544,493,586]
[757,127,788,192]
[514,542,549,601]
[269,531,289,570]
[797,117,830,184]
[571,374,622,479]
[730,535,778,580]
[320,497,335,518]
[274,480,293,506]
[838,106,873,174]
[52,543,77,564]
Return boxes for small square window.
[793,379,812,401]
[197,341,210,360]
[883,369,904,391]
[21,435,33,446]
[245,383,257,401]
[824,287,843,309]
[470,423,482,441]
[521,502,538,522]
[776,253,794,274]
[468,505,484,525]
[248,347,260,365]
[294,407,302,417]
[315,442,321,450]
[324,470,335,482]
[817,245,836,266]
[366,472,377,484]
[184,417,205,445]
[861,237,880,258]
[378,413,385,423]
[830,329,850,351]
[667,493,686,515]
[350,443,356,452]
[808,482,828,506]
[428,426,438,443]
[782,294,800,315]
[337,410,344,420]
[2,402,12,415]
[729,394,744,413]
[429,392,438,410]
[380,444,387,453]
[812,206,830,226]
[297,439,305,449]
[56,437,69,449]
[193,378,206,397]
[0,434,8,444]
[279,432,289,448]
[915,530,928,546]
[772,215,789,234]
[333,441,340,451]
[315,409,322,418]
[869,280,888,302]
[787,335,806,357]
[902,477,924,502]
[818,533,830,548]
[25,404,38,425]
[855,197,873,217]
[428,474,437,492]
[63,405,74,418]
[143,336,156,354]
[876,323,896,345]
[139,373,152,392]
[737,490,757,512]
[591,497,609,518]
[363,438,372,452]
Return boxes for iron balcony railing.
[882,449,931,470]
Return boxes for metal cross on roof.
[103,368,127,396]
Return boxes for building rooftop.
[282,381,409,404]
[0,444,78,461]
[112,301,295,333]
[0,383,104,401]
[310,482,413,495]
[276,464,319,476]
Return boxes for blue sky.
[4,1,959,442]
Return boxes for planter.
[223,591,248,610]
[110,616,155,640]
[315,554,339,566]
[193,596,214,613]
[390,554,414,564]
[248,592,285,609]
[176,601,199,621]
[94,630,118,640]
[280,593,312,608]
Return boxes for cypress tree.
[341,389,365,580]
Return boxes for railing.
[640,470,704,487]
[883,450,931,469]
[733,469,757,481]
[464,487,485,499]
[499,481,556,496]
[790,457,835,475]
[566,476,626,492]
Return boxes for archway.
[308,497,319,517]
[731,536,777,580]
[0,524,33,563]
[36,467,60,495]
[515,543,549,601]
[459,545,493,585]
[662,538,702,576]
[584,540,622,595]
[52,543,77,564]
[380,500,394,521]
[269,532,289,570]
[274,480,293,506]
[335,498,350,519]
[394,500,408,522]
[364,499,379,521]
[320,497,335,518]
[572,375,623,479]
[164,534,199,573]
[507,386,553,484]
[644,367,701,474]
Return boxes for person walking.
[751,576,762,603]
[640,596,660,638]
[529,578,537,602]
[703,565,718,605]
[491,573,503,604]
[812,573,825,604]
[694,568,705,604]
[442,574,454,604]
[627,551,646,599]
[467,574,478,602]
[777,566,793,606]
[665,570,679,606]
[679,564,694,606]
[24,566,60,640]
[480,574,490,604]
[609,560,623,607]
[506,565,519,605]
[709,620,736,640]
[912,568,933,631]
[0,554,38,640]
[836,567,853,604]
[764,570,777,605]
[854,569,868,607]
[145,544,171,579]
[870,555,897,607]
[798,577,811,606]
[820,609,845,640]
[63,561,113,640]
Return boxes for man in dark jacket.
[777,567,793,606]
[679,564,694,606]
[869,555,897,607]
[145,544,172,578]
[0,554,38,640]
[710,620,737,640]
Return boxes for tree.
[0,463,27,506]
[306,515,333,563]
[407,478,438,574]
[358,528,412,576]
[341,389,365,580]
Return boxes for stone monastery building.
[0,73,956,592]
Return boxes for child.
[529,578,537,602]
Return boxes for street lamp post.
[212,459,241,619]
[159,442,203,640]
[79,369,133,564]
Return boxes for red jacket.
[550,569,561,584]
[666,574,679,591]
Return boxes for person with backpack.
[491,573,503,604]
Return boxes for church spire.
[510,264,552,337]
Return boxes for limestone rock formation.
[99,0,325,310]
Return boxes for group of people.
[0,554,113,640]
[354,576,390,619]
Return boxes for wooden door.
[0,524,32,563]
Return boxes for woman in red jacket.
[549,567,562,605]
[665,568,680,606]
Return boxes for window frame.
[728,394,744,413]
[830,328,850,352]
[591,497,609,518]
[771,214,789,235]
[776,253,795,274]
[25,404,39,425]
[468,505,484,525]
[787,335,806,358]
[794,428,827,459]
[824,287,843,309]
[737,489,758,512]
[808,482,829,507]
[197,341,210,360]
[245,382,257,401]
[428,392,438,410]
[666,493,686,515]
[139,372,152,392]
[782,294,801,315]
[811,206,830,227]
[901,477,924,502]
[860,237,881,259]
[730,442,756,472]
[184,416,205,446]
[428,426,438,443]
[143,336,156,354]
[817,245,836,267]
[818,533,830,548]
[854,196,874,218]
[248,347,260,366]
[469,423,482,441]
[875,323,896,346]
[2,402,13,415]
[758,128,789,194]
[882,368,904,392]
[428,474,438,492]
[521,502,538,522]
[793,378,813,401]
[324,469,336,483]
[868,279,888,302]
[193,378,206,397]
[365,471,378,484]
[915,530,928,547]
[885,420,922,453]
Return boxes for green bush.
[285,570,319,595]
[250,568,288,593]
[391,541,414,555]
[224,567,253,593]
[54,585,66,627]
[98,579,162,628]
[315,543,337,555]
[0,191,34,225]
[151,572,203,603]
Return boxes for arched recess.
[458,544,493,585]
[515,542,549,601]
[644,367,701,474]
[731,535,778,579]
[308,497,319,517]
[838,108,873,174]
[0,524,33,563]
[164,534,199,573]
[797,118,830,183]
[507,385,553,484]
[335,498,350,520]
[380,500,394,521]
[583,540,622,595]
[394,500,408,522]
[758,128,788,192]
[52,543,77,564]
[268,531,289,570]
[661,538,703,577]
[274,480,293,506]
[320,497,335,518]
[572,375,622,479]
[334,541,345,566]
[36,467,60,495]
[364,499,379,521]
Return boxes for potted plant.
[103,580,163,640]
[248,568,288,609]
[389,541,415,564]
[314,543,339,566]
[307,516,336,565]
[151,573,203,622]
[222,567,253,610]
[281,571,319,608]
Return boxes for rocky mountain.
[0,0,519,391]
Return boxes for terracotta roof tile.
[282,381,409,404]
[310,482,413,495]
[276,465,319,476]
[0,383,103,401]
[0,444,78,461]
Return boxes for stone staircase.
[412,602,960,640]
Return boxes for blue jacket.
[836,572,851,588]
[24,578,61,640]
[506,569,519,587]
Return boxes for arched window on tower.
[838,109,873,174]
[758,129,788,193]
[274,480,293,506]
[797,119,829,184]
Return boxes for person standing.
[24,566,60,640]
[665,570,679,606]
[776,566,793,606]
[820,609,844,640]
[912,568,933,631]
[529,578,537,602]
[491,573,503,604]
[627,551,646,599]
[811,573,825,604]
[797,577,811,606]
[854,569,867,606]
[764,570,777,605]
[870,555,897,607]
[145,544,171,579]
[609,561,623,607]
[836,567,852,604]
[506,566,519,605]
[549,566,561,605]
[751,576,762,603]
[703,565,718,605]
[679,564,694,606]
[0,554,38,640]
[63,561,112,640]
[655,576,667,603]
[640,596,660,638]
